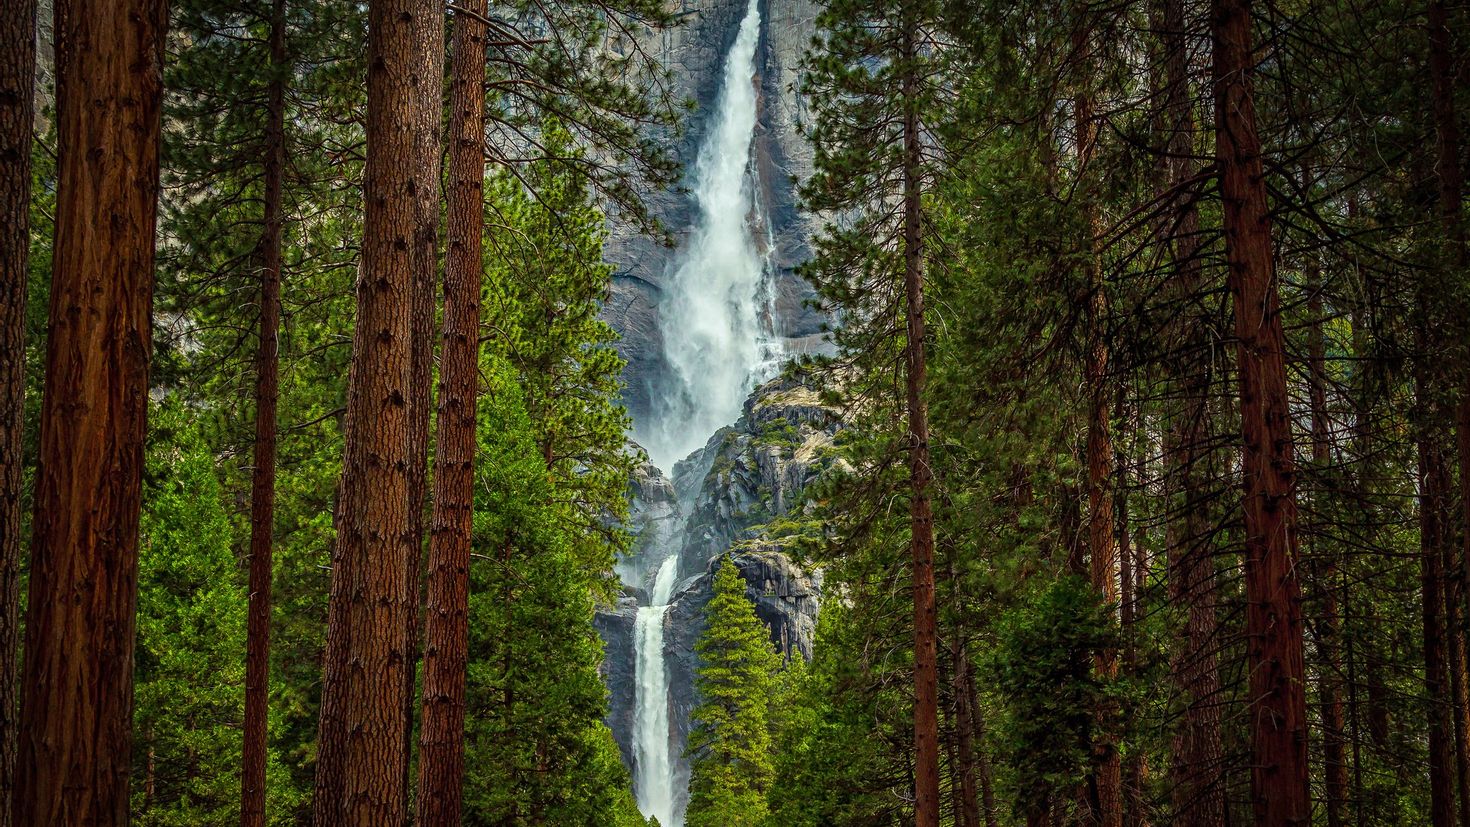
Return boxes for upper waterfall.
[644,0,782,472]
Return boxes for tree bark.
[1210,0,1311,822]
[11,0,165,819]
[240,2,287,824]
[898,2,938,823]
[1419,433,1456,827]
[414,2,485,824]
[1076,74,1123,827]
[400,0,444,803]
[311,0,441,820]
[1304,256,1349,827]
[1427,4,1470,819]
[0,0,35,821]
[949,633,982,827]
[1161,0,1225,822]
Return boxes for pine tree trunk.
[1076,76,1123,827]
[1427,6,1470,819]
[1162,0,1225,821]
[1210,0,1311,822]
[949,633,982,827]
[0,0,35,821]
[11,0,165,819]
[1419,431,1456,827]
[1304,259,1349,827]
[241,3,287,824]
[311,0,441,820]
[400,0,444,802]
[899,2,938,822]
[414,2,485,824]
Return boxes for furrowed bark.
[1161,0,1225,821]
[241,1,287,823]
[1210,0,1311,821]
[12,0,165,819]
[899,0,939,821]
[311,0,441,819]
[0,0,35,820]
[414,1,486,823]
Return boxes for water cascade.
[632,554,681,825]
[644,0,781,472]
[626,0,782,823]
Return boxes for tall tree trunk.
[949,632,982,827]
[1076,73,1122,827]
[1162,0,1225,822]
[241,2,287,824]
[899,2,938,823]
[0,0,35,821]
[414,2,485,824]
[11,0,165,819]
[1428,5,1470,820]
[311,0,441,820]
[1420,431,1456,827]
[400,0,444,804]
[1210,0,1311,822]
[1304,256,1349,827]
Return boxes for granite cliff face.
[597,373,838,800]
[602,0,827,430]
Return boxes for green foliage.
[989,576,1117,823]
[685,558,781,827]
[130,405,299,825]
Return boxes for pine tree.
[685,557,781,827]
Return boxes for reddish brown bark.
[311,0,442,820]
[1419,434,1456,827]
[1427,6,1470,819]
[1210,0,1311,822]
[400,0,444,799]
[414,2,486,824]
[949,632,982,827]
[1075,77,1122,827]
[11,0,165,820]
[240,2,287,824]
[0,0,35,821]
[1160,1,1226,822]
[899,3,938,823]
[1304,265,1349,827]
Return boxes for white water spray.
[632,555,681,825]
[645,0,782,472]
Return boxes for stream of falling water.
[629,0,778,823]
[632,555,680,825]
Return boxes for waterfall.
[626,1,777,823]
[632,554,681,825]
[645,0,781,472]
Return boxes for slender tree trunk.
[400,0,445,804]
[311,0,441,819]
[240,2,287,824]
[1304,259,1349,827]
[1420,431,1456,827]
[11,0,165,819]
[1116,433,1149,827]
[414,3,486,824]
[1162,0,1225,822]
[898,2,938,822]
[0,0,35,822]
[1075,74,1123,827]
[1210,0,1311,822]
[950,632,982,827]
[1428,6,1470,820]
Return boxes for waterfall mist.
[644,0,782,473]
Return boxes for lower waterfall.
[632,555,681,825]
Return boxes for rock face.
[601,0,826,428]
[597,373,840,815]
